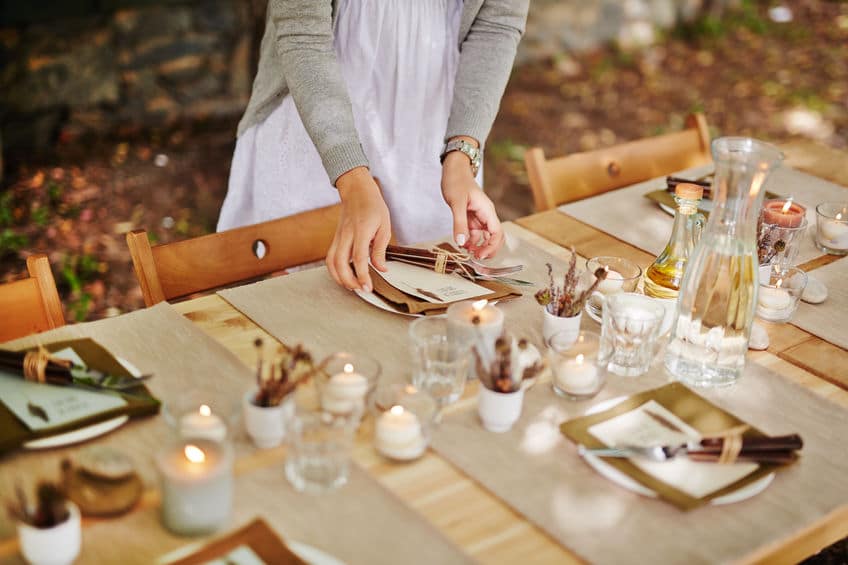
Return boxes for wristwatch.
[440,139,481,177]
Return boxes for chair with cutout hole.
[524,113,712,211]
[0,254,65,342]
[126,204,341,306]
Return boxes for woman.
[218,0,529,292]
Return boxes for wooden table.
[169,219,848,565]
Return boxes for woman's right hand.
[327,167,392,292]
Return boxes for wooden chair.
[0,254,65,342]
[524,113,712,211]
[127,204,341,306]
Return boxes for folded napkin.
[166,519,306,565]
[561,382,792,511]
[0,338,160,454]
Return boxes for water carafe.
[665,138,783,387]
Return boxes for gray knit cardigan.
[237,0,530,184]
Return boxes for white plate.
[23,356,143,450]
[354,289,424,317]
[580,396,775,505]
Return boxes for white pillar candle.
[596,269,624,295]
[321,363,369,415]
[446,299,505,361]
[820,218,848,249]
[179,404,227,442]
[554,354,600,395]
[375,405,426,461]
[157,440,233,536]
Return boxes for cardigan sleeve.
[269,0,368,185]
[444,0,530,146]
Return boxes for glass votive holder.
[758,216,808,270]
[549,330,605,400]
[317,352,381,422]
[409,317,472,407]
[599,293,665,377]
[815,202,848,255]
[372,383,437,462]
[756,265,807,323]
[284,410,354,493]
[445,299,503,365]
[584,256,642,323]
[163,389,239,443]
[156,438,234,536]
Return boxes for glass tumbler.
[756,265,807,323]
[815,202,848,255]
[584,256,642,323]
[284,411,354,493]
[549,330,606,400]
[600,293,665,377]
[409,317,473,406]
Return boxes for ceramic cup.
[542,307,582,346]
[242,389,295,449]
[477,386,525,433]
[18,502,81,565]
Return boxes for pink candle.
[762,199,806,228]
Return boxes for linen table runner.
[559,165,846,265]
[792,258,848,349]
[429,360,848,564]
[0,303,471,564]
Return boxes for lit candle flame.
[184,444,206,463]
[343,363,354,374]
[776,278,783,288]
[575,353,584,365]
[390,405,404,416]
[472,299,488,312]
[780,200,793,214]
[199,404,211,417]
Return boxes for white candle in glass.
[322,363,369,415]
[758,278,794,320]
[375,405,426,460]
[179,404,227,442]
[596,269,624,295]
[157,440,233,536]
[554,353,599,395]
[446,299,504,361]
[821,213,848,249]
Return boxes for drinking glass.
[758,216,808,270]
[409,317,472,406]
[600,293,665,377]
[284,411,353,493]
[549,330,605,400]
[756,265,807,323]
[584,256,642,323]
[815,202,848,255]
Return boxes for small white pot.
[477,386,525,433]
[542,308,582,346]
[18,502,81,565]
[243,389,295,449]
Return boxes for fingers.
[333,228,360,291]
[371,222,391,272]
[352,230,373,292]
[450,198,470,248]
[477,221,504,259]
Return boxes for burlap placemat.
[0,304,470,565]
[793,258,848,349]
[429,359,848,564]
[559,165,845,265]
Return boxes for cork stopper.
[675,182,704,200]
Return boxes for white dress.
[218,0,471,245]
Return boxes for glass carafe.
[664,138,783,387]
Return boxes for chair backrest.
[127,204,341,306]
[524,113,712,211]
[0,254,65,342]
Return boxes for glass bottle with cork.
[644,182,706,299]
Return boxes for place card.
[373,260,494,304]
[588,400,759,499]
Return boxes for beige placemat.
[559,165,846,264]
[0,304,470,565]
[793,258,848,349]
[429,359,848,564]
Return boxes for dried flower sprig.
[535,255,607,318]
[252,338,319,407]
[475,335,545,394]
[757,212,787,266]
[6,480,69,529]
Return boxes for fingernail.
[363,283,372,293]
[456,233,467,246]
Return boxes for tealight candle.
[817,204,848,253]
[375,405,427,461]
[322,362,370,415]
[549,330,605,399]
[756,267,807,323]
[763,199,806,228]
[157,439,233,536]
[446,299,504,362]
[758,284,792,312]
[554,353,600,395]
[179,404,227,442]
[596,268,624,295]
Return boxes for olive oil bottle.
[644,183,705,299]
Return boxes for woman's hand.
[328,167,392,292]
[441,146,504,259]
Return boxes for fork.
[386,246,524,277]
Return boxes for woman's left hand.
[441,149,504,260]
